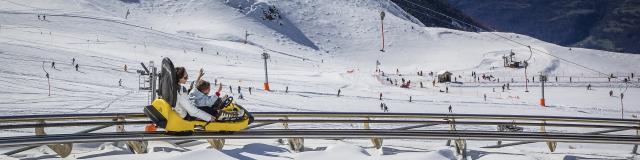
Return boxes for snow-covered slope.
[1,0,639,159]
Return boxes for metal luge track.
[1,111,640,156]
[1,129,639,148]
[2,119,640,130]
[2,112,640,124]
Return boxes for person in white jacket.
[174,67,216,122]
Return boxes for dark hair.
[196,80,210,92]
[175,67,186,83]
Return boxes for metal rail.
[1,129,639,148]
[2,119,639,130]
[482,128,630,148]
[2,112,640,157]
[0,113,145,122]
[2,125,112,155]
[252,112,640,124]
[2,112,639,124]
[0,121,151,129]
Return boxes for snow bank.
[296,143,370,160]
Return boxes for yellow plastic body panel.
[151,99,249,132]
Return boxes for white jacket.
[174,86,213,121]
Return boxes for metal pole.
[150,61,157,101]
[525,66,528,92]
[380,11,385,52]
[621,93,624,119]
[541,75,545,106]
[525,46,533,92]
[380,19,384,52]
[42,61,51,96]
[262,52,270,91]
[47,77,51,96]
[244,30,248,44]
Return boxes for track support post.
[35,120,73,158]
[497,124,504,145]
[207,139,225,150]
[365,117,383,150]
[115,117,148,154]
[281,116,304,152]
[540,120,557,152]
[447,116,467,158]
[634,124,639,154]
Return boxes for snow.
[1,0,640,159]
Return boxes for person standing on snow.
[237,86,244,99]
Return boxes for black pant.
[184,106,218,121]
[197,106,219,117]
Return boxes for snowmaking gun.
[143,58,253,134]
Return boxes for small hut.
[437,71,452,83]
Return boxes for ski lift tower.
[137,61,157,104]
[262,51,271,91]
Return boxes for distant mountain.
[389,0,491,32]
[446,0,640,54]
